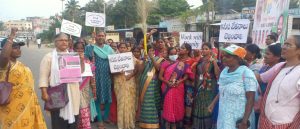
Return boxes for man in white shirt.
[37,38,41,49]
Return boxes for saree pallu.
[139,58,163,129]
[161,61,189,123]
[192,60,218,129]
[0,61,46,129]
[192,81,217,129]
[78,77,92,129]
[114,74,136,129]
[258,63,300,129]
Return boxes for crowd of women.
[0,28,300,129]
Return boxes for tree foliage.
[38,0,192,41]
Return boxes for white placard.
[81,63,93,77]
[219,19,250,43]
[108,52,134,73]
[106,25,115,31]
[179,32,203,49]
[106,33,120,42]
[55,28,60,35]
[61,19,82,37]
[85,12,105,27]
[125,32,133,38]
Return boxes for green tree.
[147,0,190,25]
[37,16,62,42]
[64,0,81,21]
[179,9,196,31]
[107,0,139,29]
[158,0,190,18]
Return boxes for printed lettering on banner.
[106,33,120,42]
[61,19,82,37]
[108,52,134,73]
[57,52,82,83]
[219,19,250,43]
[85,12,106,27]
[179,32,203,49]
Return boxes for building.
[4,20,32,31]
[26,17,51,36]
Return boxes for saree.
[0,61,46,129]
[114,65,137,129]
[259,63,300,129]
[78,60,96,129]
[161,61,190,123]
[183,58,197,125]
[138,57,163,129]
[192,59,218,129]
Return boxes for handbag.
[0,64,12,105]
[44,83,69,111]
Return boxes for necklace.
[275,64,300,103]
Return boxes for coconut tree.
[64,0,81,22]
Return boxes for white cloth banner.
[179,32,203,49]
[85,12,106,27]
[219,19,250,43]
[61,19,82,37]
[108,52,134,73]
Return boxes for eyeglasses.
[56,39,68,42]
[282,43,295,48]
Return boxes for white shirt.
[262,64,300,125]
[37,39,41,44]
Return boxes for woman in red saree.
[159,47,192,129]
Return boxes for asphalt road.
[18,43,118,129]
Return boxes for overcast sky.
[0,0,201,21]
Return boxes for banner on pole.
[85,12,106,27]
[179,32,203,49]
[252,0,290,48]
[61,19,82,37]
[219,19,250,43]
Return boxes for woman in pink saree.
[159,47,193,129]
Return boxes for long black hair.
[268,44,285,62]
[182,43,192,57]
[246,44,262,59]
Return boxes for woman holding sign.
[138,45,164,129]
[73,42,98,129]
[159,47,193,129]
[39,33,81,129]
[113,43,138,129]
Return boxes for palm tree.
[65,0,81,21]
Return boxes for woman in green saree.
[138,45,164,129]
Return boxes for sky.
[0,0,201,21]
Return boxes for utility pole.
[61,0,65,15]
